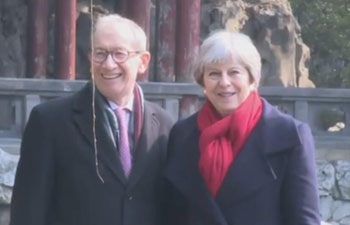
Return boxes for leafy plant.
[290,0,350,88]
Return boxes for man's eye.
[114,51,127,57]
[95,52,106,58]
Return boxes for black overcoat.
[10,83,173,225]
[164,99,320,225]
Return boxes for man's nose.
[102,54,118,70]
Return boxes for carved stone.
[0,148,19,204]
[0,0,27,78]
[201,0,315,87]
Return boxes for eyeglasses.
[92,48,142,64]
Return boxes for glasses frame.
[92,48,143,64]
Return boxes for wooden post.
[155,0,177,82]
[27,0,49,78]
[176,0,201,117]
[175,0,201,82]
[126,0,151,81]
[54,0,76,80]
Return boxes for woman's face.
[202,58,255,117]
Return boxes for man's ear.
[138,51,151,73]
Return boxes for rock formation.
[201,0,315,87]
[0,0,27,78]
[0,0,315,87]
[0,148,19,205]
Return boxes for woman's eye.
[228,70,240,76]
[209,72,220,77]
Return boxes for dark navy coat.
[164,99,320,225]
[10,84,174,225]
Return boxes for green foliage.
[319,108,345,130]
[290,0,350,88]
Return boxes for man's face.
[91,22,150,106]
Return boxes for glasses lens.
[112,50,128,63]
[94,50,107,63]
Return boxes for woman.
[163,31,320,225]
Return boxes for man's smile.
[101,73,122,80]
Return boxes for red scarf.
[197,91,263,197]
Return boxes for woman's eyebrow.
[205,66,220,71]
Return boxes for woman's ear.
[249,82,257,92]
[138,51,151,73]
[248,71,258,91]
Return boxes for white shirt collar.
[108,95,134,112]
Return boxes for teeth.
[101,73,122,79]
[219,92,235,97]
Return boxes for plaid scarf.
[132,84,144,152]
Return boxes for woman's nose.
[219,73,230,86]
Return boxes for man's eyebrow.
[94,48,107,51]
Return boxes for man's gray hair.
[193,30,261,87]
[94,14,147,51]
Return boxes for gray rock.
[321,221,335,225]
[334,160,350,200]
[317,160,336,196]
[328,222,339,225]
[0,186,12,205]
[0,148,19,204]
[339,217,350,225]
[0,0,27,78]
[332,201,350,222]
[0,204,10,225]
[201,0,314,87]
[320,196,334,221]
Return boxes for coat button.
[128,196,133,201]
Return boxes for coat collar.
[72,83,127,184]
[72,83,161,187]
[166,122,228,225]
[256,99,300,155]
[127,102,160,188]
[165,99,301,224]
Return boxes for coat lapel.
[72,84,94,148]
[165,115,228,225]
[72,84,126,185]
[96,104,127,185]
[127,103,160,188]
[215,99,300,208]
[215,121,276,207]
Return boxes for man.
[10,14,174,225]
